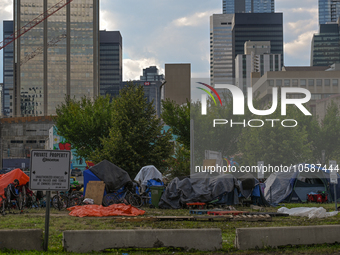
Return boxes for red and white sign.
[144,82,150,86]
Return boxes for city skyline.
[0,0,325,82]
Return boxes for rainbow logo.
[196,82,223,106]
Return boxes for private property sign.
[30,150,71,191]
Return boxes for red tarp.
[67,204,146,217]
[0,169,29,197]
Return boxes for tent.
[134,165,162,191]
[0,169,29,197]
[88,160,132,193]
[264,164,340,204]
[159,173,238,209]
[237,173,269,206]
[83,169,106,197]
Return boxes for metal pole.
[270,186,272,205]
[44,191,51,251]
[334,184,337,211]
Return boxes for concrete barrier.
[0,229,43,251]
[63,229,222,252]
[235,225,340,250]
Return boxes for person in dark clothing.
[7,179,19,200]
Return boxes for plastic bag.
[83,198,94,205]
[278,207,338,219]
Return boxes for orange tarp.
[0,169,29,197]
[68,204,145,217]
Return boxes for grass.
[0,203,339,254]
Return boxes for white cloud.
[123,58,164,81]
[100,9,119,31]
[173,9,219,27]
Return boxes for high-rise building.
[235,41,282,93]
[164,63,191,105]
[140,66,164,82]
[2,21,14,117]
[233,13,284,70]
[311,20,340,66]
[210,14,234,86]
[99,31,122,97]
[319,0,340,25]
[223,0,274,14]
[14,0,99,117]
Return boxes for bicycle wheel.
[52,195,67,210]
[103,193,121,206]
[128,194,143,208]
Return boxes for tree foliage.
[161,99,190,150]
[90,84,173,177]
[54,95,114,159]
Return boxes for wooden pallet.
[245,212,289,217]
[233,214,272,222]
[207,211,248,216]
[114,214,271,223]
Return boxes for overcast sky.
[0,0,319,82]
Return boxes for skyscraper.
[140,66,164,82]
[2,21,14,117]
[210,14,234,86]
[319,0,340,25]
[99,31,122,97]
[14,0,99,117]
[223,0,274,14]
[311,20,340,66]
[233,13,284,68]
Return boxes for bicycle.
[103,187,142,208]
[51,191,68,210]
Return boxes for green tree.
[238,103,313,166]
[54,95,114,159]
[163,143,190,180]
[315,101,340,163]
[161,99,190,150]
[90,84,173,177]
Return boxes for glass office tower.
[14,0,99,117]
[99,31,122,97]
[223,0,274,14]
[311,21,340,66]
[3,21,14,117]
[319,0,340,25]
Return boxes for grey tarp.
[89,160,132,193]
[159,173,237,209]
[134,165,162,189]
[264,171,295,204]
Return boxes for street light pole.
[159,80,167,117]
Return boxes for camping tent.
[159,173,238,209]
[237,173,269,206]
[83,169,106,197]
[264,164,340,204]
[0,169,29,197]
[88,160,132,193]
[134,165,162,191]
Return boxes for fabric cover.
[134,165,162,188]
[0,169,29,197]
[159,173,237,209]
[68,203,145,217]
[89,160,132,193]
[83,169,107,197]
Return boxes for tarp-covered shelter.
[264,164,340,204]
[0,169,29,197]
[134,165,162,191]
[88,160,132,193]
[237,173,269,206]
[159,173,238,209]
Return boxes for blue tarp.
[83,169,107,197]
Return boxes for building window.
[311,94,322,100]
[316,79,322,86]
[324,79,330,86]
[284,79,290,86]
[268,80,274,86]
[292,79,298,87]
[333,79,339,86]
[276,80,282,86]
[308,79,314,86]
[300,79,306,86]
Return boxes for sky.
[0,0,319,82]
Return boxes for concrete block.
[63,229,222,252]
[236,225,340,250]
[0,229,43,251]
